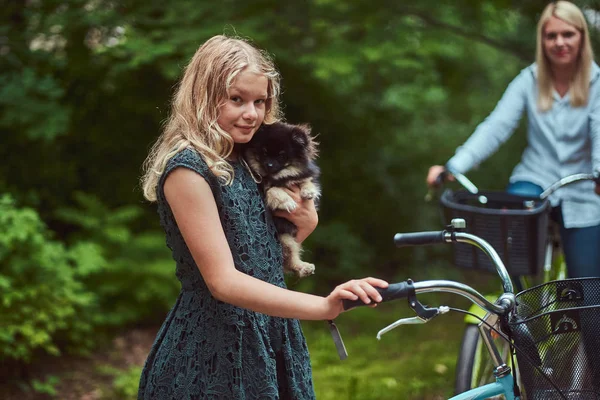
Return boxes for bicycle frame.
[441,172,593,395]
[450,311,520,399]
[450,373,518,400]
[382,224,521,398]
[354,217,597,399]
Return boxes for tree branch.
[401,9,532,63]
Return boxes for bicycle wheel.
[454,324,515,395]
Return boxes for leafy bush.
[110,365,143,399]
[55,192,179,327]
[0,195,94,362]
[0,193,178,364]
[31,375,60,398]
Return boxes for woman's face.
[542,16,582,70]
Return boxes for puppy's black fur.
[243,122,320,277]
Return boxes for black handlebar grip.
[342,281,415,310]
[393,231,445,247]
[434,170,449,186]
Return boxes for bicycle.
[431,171,599,394]
[342,221,600,399]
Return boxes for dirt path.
[1,327,158,400]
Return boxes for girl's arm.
[164,168,387,320]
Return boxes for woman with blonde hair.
[427,1,600,278]
[137,35,387,399]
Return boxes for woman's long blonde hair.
[536,1,594,111]
[141,35,282,202]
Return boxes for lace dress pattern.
[138,148,315,399]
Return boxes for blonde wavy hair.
[141,35,282,202]
[536,1,594,111]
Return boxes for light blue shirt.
[447,62,600,228]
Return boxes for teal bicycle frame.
[450,309,520,399]
[451,373,518,400]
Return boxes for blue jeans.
[506,181,600,278]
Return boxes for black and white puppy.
[243,121,321,277]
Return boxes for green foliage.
[95,364,143,399]
[110,366,144,399]
[31,375,60,397]
[304,303,465,399]
[55,192,179,327]
[0,69,71,141]
[306,221,376,285]
[0,192,177,365]
[0,195,94,362]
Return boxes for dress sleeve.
[157,148,218,202]
[446,68,530,174]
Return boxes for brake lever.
[377,316,427,340]
[376,306,449,340]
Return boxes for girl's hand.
[273,186,318,243]
[324,277,389,320]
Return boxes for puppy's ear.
[291,124,311,147]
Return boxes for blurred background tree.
[1,0,599,396]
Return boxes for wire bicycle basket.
[509,278,600,399]
[440,189,550,276]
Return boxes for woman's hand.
[273,186,318,243]
[426,165,453,187]
[323,277,389,320]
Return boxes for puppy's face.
[245,122,316,178]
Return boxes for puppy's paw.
[294,261,315,278]
[266,187,298,212]
[269,197,297,212]
[300,186,320,201]
[282,198,298,212]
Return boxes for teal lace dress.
[138,149,315,399]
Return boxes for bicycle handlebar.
[434,167,479,194]
[434,170,449,187]
[395,227,514,294]
[342,281,415,310]
[540,173,600,199]
[343,279,515,315]
[344,224,517,312]
[393,231,445,247]
[438,169,599,199]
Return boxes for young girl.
[138,35,388,399]
[427,1,600,278]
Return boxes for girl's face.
[543,16,582,70]
[217,70,268,144]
